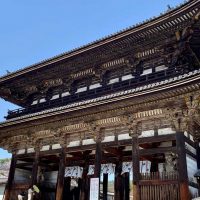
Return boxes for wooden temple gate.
[0,0,200,199]
[2,126,195,200]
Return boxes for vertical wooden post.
[31,147,40,186]
[63,177,71,199]
[132,135,140,200]
[56,148,66,200]
[114,160,123,200]
[94,140,102,178]
[31,147,40,200]
[195,141,200,169]
[80,164,89,200]
[103,173,108,200]
[124,172,130,200]
[4,153,17,200]
[176,132,189,200]
[94,138,102,200]
[195,141,200,196]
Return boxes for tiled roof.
[0,0,194,82]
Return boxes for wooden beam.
[104,147,122,156]
[139,180,178,185]
[14,134,176,161]
[139,146,176,155]
[16,166,32,171]
[184,136,195,148]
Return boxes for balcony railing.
[140,171,178,181]
[6,66,190,119]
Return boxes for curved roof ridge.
[0,0,196,82]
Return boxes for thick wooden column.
[114,160,123,200]
[56,148,66,200]
[124,172,130,200]
[31,147,40,200]
[176,132,189,200]
[63,177,71,199]
[93,137,102,200]
[132,135,140,200]
[195,141,200,196]
[94,140,102,178]
[4,153,17,200]
[80,164,89,200]
[195,141,200,169]
[103,174,108,200]
[31,147,40,185]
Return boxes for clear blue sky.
[0,0,184,159]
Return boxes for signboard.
[89,178,99,200]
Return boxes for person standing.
[28,187,34,200]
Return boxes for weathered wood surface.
[56,148,66,200]
[4,154,17,200]
[176,132,190,200]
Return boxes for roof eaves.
[0,0,194,83]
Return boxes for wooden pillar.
[4,153,17,200]
[195,142,200,169]
[56,148,66,200]
[195,142,200,196]
[103,173,108,200]
[132,135,140,200]
[93,138,102,200]
[176,132,189,200]
[32,147,40,200]
[80,164,89,200]
[124,172,130,200]
[63,177,71,199]
[94,140,102,178]
[31,147,40,185]
[114,160,123,200]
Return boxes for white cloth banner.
[122,161,151,174]
[88,163,116,175]
[122,162,132,174]
[101,163,115,174]
[65,166,83,178]
[88,165,95,175]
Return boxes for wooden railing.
[6,66,190,119]
[140,172,178,180]
[12,180,31,189]
[140,172,179,200]
[140,183,180,200]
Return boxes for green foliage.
[0,158,10,165]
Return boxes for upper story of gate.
[1,0,200,120]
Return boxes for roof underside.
[0,0,200,106]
